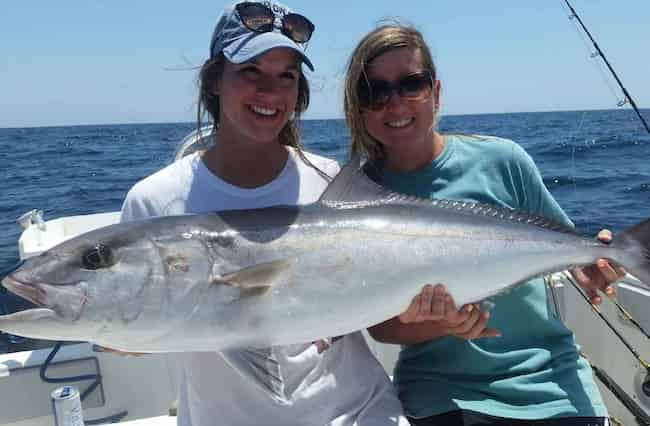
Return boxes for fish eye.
[82,244,115,270]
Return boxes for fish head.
[0,222,157,340]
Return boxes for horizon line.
[1,107,648,131]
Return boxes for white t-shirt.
[121,148,406,426]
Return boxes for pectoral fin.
[212,259,291,294]
[220,347,289,404]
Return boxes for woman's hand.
[399,284,500,340]
[570,229,626,304]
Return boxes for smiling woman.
[344,23,626,426]
[114,1,407,425]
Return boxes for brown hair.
[344,23,438,167]
[196,53,331,179]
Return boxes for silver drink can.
[51,386,85,426]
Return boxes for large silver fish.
[2,159,650,353]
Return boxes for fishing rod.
[559,272,650,425]
[563,0,650,135]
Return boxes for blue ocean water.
[1,109,649,315]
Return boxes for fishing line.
[562,4,624,107]
[560,0,650,135]
[568,111,586,201]
[557,4,650,420]
[558,0,650,346]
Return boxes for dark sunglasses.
[359,71,434,111]
[235,2,315,44]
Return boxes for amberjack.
[2,159,650,353]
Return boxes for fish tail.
[616,217,650,286]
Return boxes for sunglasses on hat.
[235,2,315,44]
[359,71,434,111]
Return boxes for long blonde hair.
[344,24,438,167]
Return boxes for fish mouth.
[0,275,59,323]
[1,275,47,307]
[1,274,87,321]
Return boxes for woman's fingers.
[571,266,602,304]
[399,284,455,323]
[415,284,436,322]
[446,303,472,325]
[588,229,624,299]
[399,285,502,341]
[595,259,621,295]
[399,284,441,323]
[456,310,491,339]
[571,257,625,305]
[429,284,447,320]
[478,328,502,338]
[398,293,421,323]
[450,305,482,335]
[597,229,613,243]
[447,305,501,340]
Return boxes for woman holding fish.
[120,2,406,425]
[344,23,625,426]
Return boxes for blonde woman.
[344,23,623,426]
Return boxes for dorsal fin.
[318,155,403,207]
[318,156,578,236]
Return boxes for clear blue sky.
[1,1,649,128]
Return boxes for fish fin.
[0,308,60,341]
[220,347,289,404]
[213,259,291,292]
[318,155,404,207]
[320,157,577,236]
[617,217,650,286]
[0,308,57,323]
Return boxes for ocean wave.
[623,183,650,193]
[543,175,604,189]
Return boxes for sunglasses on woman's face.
[235,2,315,44]
[359,71,434,111]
